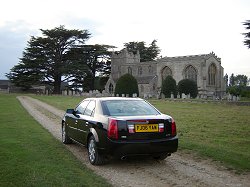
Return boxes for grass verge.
[32,95,250,172]
[0,94,111,187]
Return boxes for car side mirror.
[66,109,74,114]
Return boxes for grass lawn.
[150,99,250,172]
[0,94,111,187]
[32,95,250,172]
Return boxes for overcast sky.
[0,0,250,80]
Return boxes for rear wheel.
[88,136,105,165]
[62,121,72,144]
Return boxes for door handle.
[86,121,89,126]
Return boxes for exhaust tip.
[121,156,127,160]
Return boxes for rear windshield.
[102,100,160,116]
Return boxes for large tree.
[124,40,161,62]
[7,26,90,94]
[81,44,114,91]
[243,20,250,49]
[229,73,248,87]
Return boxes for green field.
[150,99,250,171]
[0,94,110,187]
[32,95,250,172]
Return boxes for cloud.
[0,21,35,79]
[0,18,103,79]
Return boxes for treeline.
[6,25,160,94]
[224,73,250,97]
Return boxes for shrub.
[115,73,139,97]
[161,76,177,98]
[178,79,198,98]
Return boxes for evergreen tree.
[229,73,235,86]
[7,26,90,94]
[243,20,250,49]
[115,74,139,97]
[81,44,114,90]
[124,40,161,62]
[178,79,198,98]
[161,76,177,98]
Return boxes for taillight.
[159,123,164,133]
[171,118,177,136]
[128,124,135,133]
[108,119,118,139]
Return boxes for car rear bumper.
[97,136,178,158]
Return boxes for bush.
[115,73,139,97]
[241,90,250,98]
[178,79,198,98]
[161,76,177,98]
[227,85,250,97]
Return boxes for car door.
[70,100,90,142]
[77,100,96,144]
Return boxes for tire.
[153,153,168,160]
[88,136,105,165]
[62,121,72,144]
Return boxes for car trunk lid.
[113,115,174,140]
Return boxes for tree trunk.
[53,74,61,94]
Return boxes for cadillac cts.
[62,97,178,165]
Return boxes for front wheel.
[62,121,72,144]
[88,136,105,165]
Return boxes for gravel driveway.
[17,96,250,187]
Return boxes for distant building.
[0,80,10,93]
[105,49,226,98]
[0,79,69,94]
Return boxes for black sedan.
[62,97,178,165]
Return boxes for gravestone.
[236,96,240,101]
[177,93,180,99]
[133,93,137,97]
[233,96,236,102]
[171,93,174,99]
[161,93,165,99]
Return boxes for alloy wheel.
[62,123,66,142]
[88,139,96,163]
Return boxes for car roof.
[84,97,144,102]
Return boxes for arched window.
[184,65,197,82]
[109,83,114,94]
[128,67,132,75]
[148,65,152,73]
[208,63,216,85]
[118,66,121,74]
[141,85,144,93]
[153,84,156,91]
[138,66,142,76]
[162,66,172,81]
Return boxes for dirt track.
[17,96,250,187]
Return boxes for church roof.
[158,52,221,62]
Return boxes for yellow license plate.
[135,124,158,132]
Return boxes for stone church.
[105,48,226,98]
